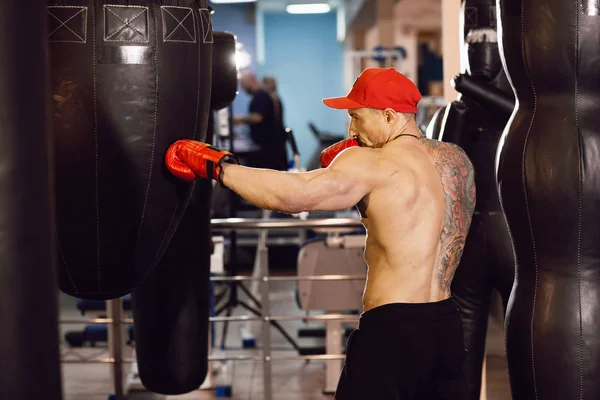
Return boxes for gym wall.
[210,3,346,164]
[210,3,257,121]
[259,11,346,162]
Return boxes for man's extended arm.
[221,148,375,214]
[232,113,263,125]
[233,91,268,125]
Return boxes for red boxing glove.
[320,137,360,168]
[165,139,238,185]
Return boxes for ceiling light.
[286,3,331,14]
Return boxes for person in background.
[233,71,288,171]
[262,76,284,130]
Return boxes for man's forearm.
[233,113,263,125]
[221,164,311,213]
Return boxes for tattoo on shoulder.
[424,139,476,294]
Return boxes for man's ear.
[384,108,397,124]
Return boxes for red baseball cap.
[322,68,422,113]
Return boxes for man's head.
[322,68,422,148]
[240,71,260,94]
[262,76,277,94]
[346,108,415,148]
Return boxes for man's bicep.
[301,169,368,211]
[305,153,375,211]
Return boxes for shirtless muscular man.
[166,68,475,399]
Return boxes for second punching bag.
[211,31,238,111]
[497,0,600,398]
[132,31,238,395]
[430,2,515,399]
[49,0,213,300]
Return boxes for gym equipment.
[297,235,366,394]
[132,180,212,395]
[214,215,306,354]
[213,122,308,352]
[211,31,238,111]
[50,0,212,300]
[65,324,135,347]
[426,1,515,398]
[132,29,235,395]
[297,237,365,312]
[497,0,600,398]
[0,1,62,399]
[210,217,365,400]
[64,295,134,347]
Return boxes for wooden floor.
[59,280,511,400]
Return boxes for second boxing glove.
[166,139,238,185]
[320,137,360,168]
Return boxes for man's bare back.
[358,136,476,311]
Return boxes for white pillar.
[442,0,461,102]
[255,3,265,66]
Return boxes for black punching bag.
[49,0,213,300]
[132,180,213,395]
[0,1,62,399]
[497,1,600,398]
[211,31,238,111]
[131,30,237,395]
[427,2,515,398]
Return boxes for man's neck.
[390,120,423,142]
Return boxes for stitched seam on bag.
[161,6,196,43]
[92,4,101,292]
[134,5,158,264]
[103,5,149,43]
[142,202,180,281]
[47,6,88,43]
[56,229,78,292]
[199,8,213,44]
[575,4,583,400]
[192,8,202,142]
[520,1,539,398]
[105,8,147,40]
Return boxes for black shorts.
[334,299,467,400]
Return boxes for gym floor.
[59,271,511,400]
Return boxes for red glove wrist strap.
[217,155,238,188]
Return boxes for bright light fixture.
[235,42,252,70]
[286,3,331,14]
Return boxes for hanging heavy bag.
[131,29,238,395]
[49,0,213,300]
[132,178,213,395]
[0,1,63,399]
[497,0,600,398]
[211,31,238,111]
